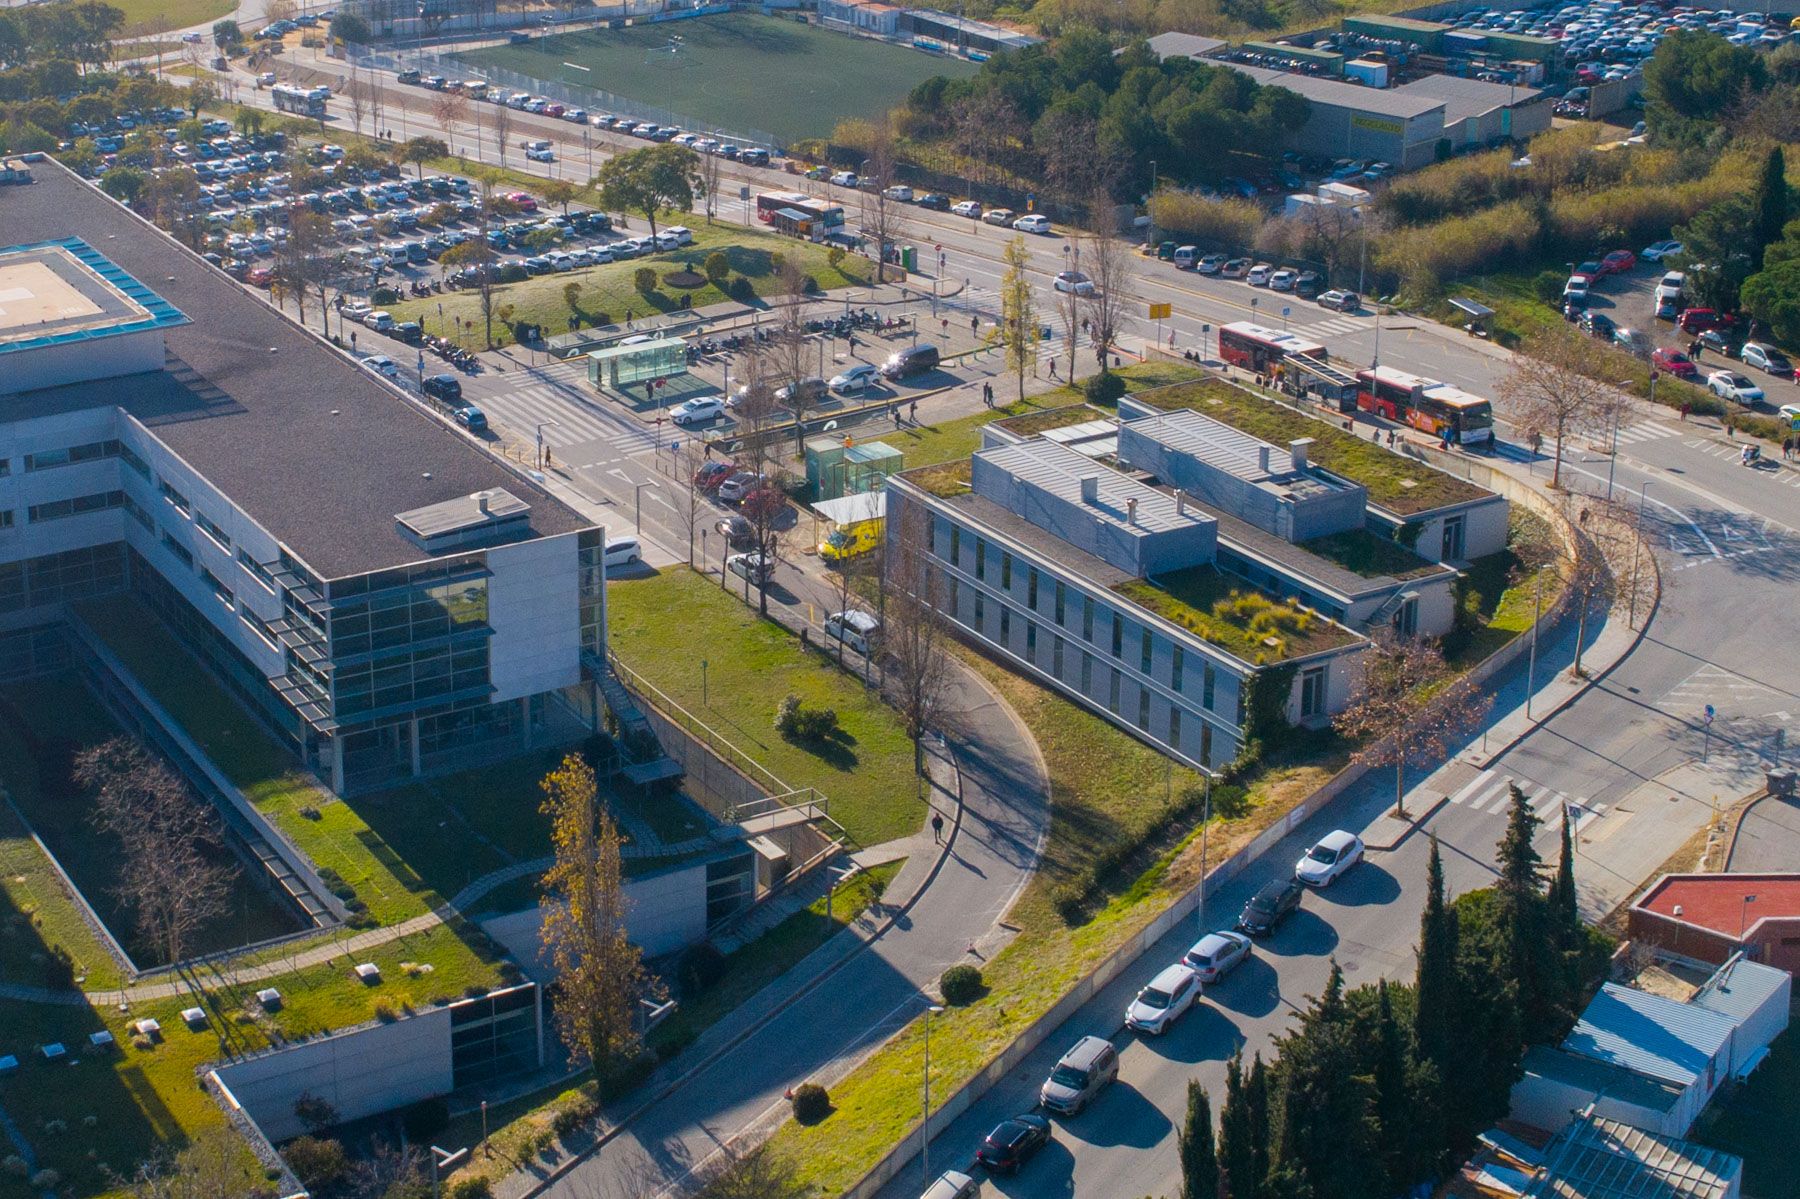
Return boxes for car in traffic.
[669,396,725,425]
[1183,930,1252,983]
[920,1170,979,1199]
[1707,369,1764,405]
[1317,289,1358,313]
[1039,1035,1118,1115]
[716,514,754,547]
[1053,270,1095,295]
[1124,963,1200,1035]
[829,364,881,394]
[824,609,880,655]
[1641,239,1684,261]
[1650,347,1698,379]
[974,1113,1052,1174]
[1740,342,1793,376]
[1013,213,1052,234]
[951,200,982,218]
[829,170,858,188]
[1237,877,1303,936]
[1295,830,1364,888]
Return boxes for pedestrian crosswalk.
[473,375,656,452]
[1680,437,1800,484]
[1446,768,1608,831]
[1301,316,1374,338]
[1610,420,1681,445]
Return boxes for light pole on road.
[921,1002,945,1181]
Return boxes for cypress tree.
[1247,1053,1272,1199]
[1497,783,1559,1040]
[1369,982,1412,1195]
[1755,146,1789,270]
[1496,782,1544,897]
[1414,835,1458,1071]
[1182,1080,1220,1199]
[1273,963,1382,1199]
[1219,1053,1257,1199]
[1550,805,1578,936]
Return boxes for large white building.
[0,161,606,795]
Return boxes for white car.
[1053,270,1094,295]
[829,170,859,188]
[1295,830,1364,888]
[1269,268,1297,291]
[1197,253,1227,274]
[716,471,766,502]
[340,300,373,322]
[662,225,694,246]
[1124,963,1200,1035]
[1563,276,1589,300]
[1013,213,1052,234]
[983,207,1016,226]
[525,147,555,162]
[601,536,640,568]
[1641,240,1684,261]
[1182,930,1252,983]
[669,396,725,425]
[883,184,913,202]
[830,364,880,393]
[1707,369,1764,405]
[726,551,775,584]
[1653,271,1684,305]
[921,1171,979,1199]
[951,200,982,218]
[1780,402,1800,428]
[361,354,398,378]
[1246,263,1273,286]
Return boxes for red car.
[245,266,273,286]
[694,461,735,492]
[1678,308,1735,334]
[1599,249,1637,274]
[1651,347,1698,379]
[1570,260,1603,284]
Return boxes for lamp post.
[921,1003,945,1181]
[535,420,560,468]
[429,1147,468,1199]
[633,480,653,533]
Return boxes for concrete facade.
[482,853,730,969]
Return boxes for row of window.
[30,490,124,523]
[0,543,128,615]
[23,439,119,473]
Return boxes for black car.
[1294,270,1322,298]
[881,343,940,381]
[975,1113,1052,1174]
[1237,878,1303,937]
[422,374,462,402]
[916,192,951,211]
[1582,312,1617,340]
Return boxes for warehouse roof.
[1563,984,1736,1090]
[0,159,589,578]
[1395,73,1546,122]
[1227,64,1448,118]
[1145,31,1228,60]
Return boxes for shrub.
[1084,371,1127,404]
[790,1082,831,1123]
[347,911,377,929]
[703,250,730,283]
[677,941,728,997]
[372,999,398,1023]
[726,275,755,301]
[634,266,658,294]
[550,1092,598,1138]
[939,964,984,1005]
[827,245,846,270]
[2,1156,27,1179]
[1532,269,1567,306]
[283,1136,347,1190]
[1148,191,1266,251]
[449,1180,494,1199]
[775,694,839,741]
[371,287,400,305]
[401,1097,450,1143]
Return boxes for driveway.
[1728,793,1800,873]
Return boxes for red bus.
[1355,367,1495,444]
[755,191,845,230]
[1217,322,1327,374]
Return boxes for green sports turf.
[454,12,979,146]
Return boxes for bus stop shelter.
[1448,297,1495,338]
[587,338,686,390]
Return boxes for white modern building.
[0,161,607,795]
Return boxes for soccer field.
[454,13,979,145]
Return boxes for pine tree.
[1496,782,1544,896]
[1182,1080,1220,1199]
[1368,982,1412,1195]
[1550,805,1578,936]
[1273,962,1383,1199]
[1219,1053,1258,1199]
[1496,783,1559,1041]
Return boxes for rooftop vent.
[1126,497,1139,526]
[1290,437,1313,472]
[1080,474,1100,503]
[1257,445,1272,473]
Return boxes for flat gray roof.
[943,491,1132,588]
[0,161,590,579]
[1145,32,1228,60]
[1227,64,1447,119]
[975,439,1211,537]
[1395,72,1546,122]
[396,488,530,540]
[1128,410,1345,502]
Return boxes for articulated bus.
[1217,321,1327,374]
[1355,366,1495,444]
[755,191,846,230]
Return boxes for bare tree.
[276,208,340,338]
[117,1126,256,1199]
[344,70,366,138]
[739,482,789,617]
[1496,322,1631,488]
[884,503,956,785]
[699,144,724,223]
[693,1147,809,1199]
[432,92,470,159]
[858,120,906,285]
[668,442,710,567]
[998,234,1040,401]
[367,74,385,140]
[1082,201,1135,378]
[773,260,817,451]
[76,738,232,966]
[1331,636,1492,816]
[732,344,785,480]
[825,534,871,667]
[490,99,514,168]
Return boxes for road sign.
[1148,302,1172,320]
[1704,704,1716,724]
[739,185,750,200]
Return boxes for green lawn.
[0,801,123,994]
[389,216,873,350]
[1448,506,1565,665]
[454,13,978,146]
[606,569,922,847]
[1128,379,1490,515]
[0,674,301,968]
[1304,527,1441,581]
[112,0,232,31]
[1699,1026,1800,1199]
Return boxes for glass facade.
[0,543,128,613]
[578,530,605,658]
[449,984,540,1089]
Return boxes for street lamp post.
[921,1003,945,1182]
[535,420,560,468]
[634,480,653,533]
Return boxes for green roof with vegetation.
[1113,566,1360,663]
[1304,528,1445,581]
[899,459,973,498]
[992,404,1109,437]
[1125,380,1490,515]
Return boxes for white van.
[521,139,552,153]
[1173,245,1199,269]
[824,610,880,656]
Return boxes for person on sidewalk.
[971,315,979,337]
[909,400,919,423]
[931,811,945,844]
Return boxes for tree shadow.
[1208,953,1283,1018]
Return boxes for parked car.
[983,207,1016,226]
[1740,342,1793,375]
[1013,213,1052,234]
[361,354,398,378]
[882,184,913,202]
[830,364,881,394]
[1294,270,1323,297]
[1295,830,1364,888]
[1246,263,1273,286]
[421,373,462,402]
[693,461,734,491]
[1053,270,1095,295]
[452,405,487,433]
[1269,268,1297,291]
[916,193,951,211]
[726,552,775,584]
[775,377,829,407]
[829,170,858,188]
[1197,253,1227,275]
[951,200,982,218]
[1182,930,1252,983]
[1570,260,1603,284]
[716,471,766,502]
[669,396,725,425]
[1641,239,1684,261]
[882,344,940,380]
[1039,1035,1118,1115]
[1698,328,1733,356]
[1317,289,1358,313]
[716,514,754,547]
[824,609,880,655]
[1237,878,1303,936]
[1562,276,1590,301]
[1654,271,1685,305]
[1678,307,1730,333]
[602,537,641,568]
[1708,369,1764,405]
[1650,347,1698,379]
[1220,258,1252,279]
[1599,248,1637,274]
[1125,963,1200,1035]
[1582,311,1617,339]
[920,1171,979,1199]
[975,1113,1052,1174]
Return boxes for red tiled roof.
[1638,874,1800,937]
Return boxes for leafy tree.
[1644,30,1767,140]
[329,11,371,44]
[211,18,241,49]
[99,164,146,203]
[1740,258,1800,347]
[184,78,214,118]
[397,135,447,179]
[1181,1081,1219,1199]
[999,235,1040,402]
[591,144,704,238]
[703,250,730,284]
[540,177,577,215]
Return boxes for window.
[1441,515,1466,561]
[196,512,231,551]
[1393,595,1418,637]
[1172,647,1184,693]
[0,510,11,529]
[1201,721,1213,767]
[24,439,120,472]
[161,532,193,568]
[1137,687,1150,729]
[1027,568,1038,610]
[1108,669,1121,713]
[1081,650,1092,692]
[1055,581,1065,625]
[1082,601,1093,642]
[1053,634,1063,677]
[1141,630,1153,674]
[1111,614,1123,658]
[1026,620,1037,659]
[0,457,8,477]
[975,540,986,582]
[201,568,234,608]
[122,493,151,530]
[1001,552,1012,591]
[241,606,280,650]
[28,490,124,523]
[238,549,277,592]
[160,481,190,514]
[949,525,960,565]
[1300,666,1327,719]
[1203,663,1216,711]
[119,444,151,481]
[974,592,985,628]
[1168,706,1181,745]
[999,606,1010,645]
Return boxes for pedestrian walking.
[1049,359,1058,379]
[1785,436,1794,460]
[931,811,945,844]
[971,315,979,336]
[909,400,919,422]
[893,405,901,427]
[1680,401,1690,422]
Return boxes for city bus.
[1217,322,1327,374]
[271,84,329,118]
[1355,366,1496,444]
[755,191,846,230]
